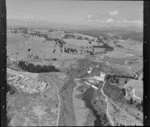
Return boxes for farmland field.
[7,26,143,126]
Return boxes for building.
[93,72,106,82]
[87,67,92,74]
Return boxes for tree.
[18,60,60,73]
[53,49,56,53]
[89,41,91,44]
[27,48,31,52]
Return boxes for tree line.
[18,61,60,73]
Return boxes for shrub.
[18,61,60,73]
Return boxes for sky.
[7,0,143,27]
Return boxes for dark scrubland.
[7,83,18,96]
[18,60,60,73]
[104,75,128,102]
[80,87,111,126]
[104,81,126,103]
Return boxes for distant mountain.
[120,32,143,42]
[7,18,143,42]
[67,29,143,42]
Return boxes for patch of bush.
[64,47,77,54]
[18,61,60,73]
[52,58,57,61]
[7,83,17,95]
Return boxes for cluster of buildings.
[17,77,47,94]
[86,67,106,89]
[7,71,47,94]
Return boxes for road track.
[46,77,61,126]
[101,81,114,126]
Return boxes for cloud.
[109,11,118,16]
[23,16,36,20]
[115,20,121,23]
[7,16,21,19]
[87,18,115,23]
[7,15,46,22]
[86,16,142,27]
[106,18,114,23]
[7,15,36,20]
[123,20,143,24]
[87,14,92,19]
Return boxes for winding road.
[101,81,114,126]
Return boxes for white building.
[87,67,92,74]
[100,72,105,78]
[91,85,98,90]
[93,72,106,82]
[85,81,98,90]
